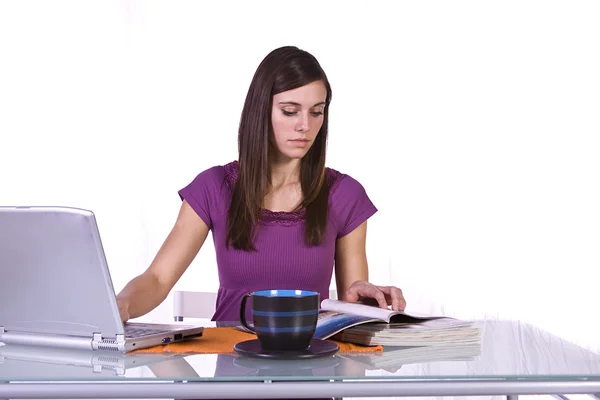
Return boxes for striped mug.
[239,289,320,351]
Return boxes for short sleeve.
[329,174,378,238]
[178,166,225,230]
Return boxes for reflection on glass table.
[1,319,599,383]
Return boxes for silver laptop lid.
[0,206,124,338]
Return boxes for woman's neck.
[269,157,301,189]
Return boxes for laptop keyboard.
[124,326,171,338]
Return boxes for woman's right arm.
[116,200,210,321]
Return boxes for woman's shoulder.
[325,166,377,236]
[325,166,368,197]
[188,160,237,187]
[178,161,237,229]
[221,160,239,190]
[180,160,237,197]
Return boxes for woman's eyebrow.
[278,101,326,107]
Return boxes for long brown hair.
[226,46,333,251]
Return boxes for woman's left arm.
[334,221,406,311]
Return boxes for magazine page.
[337,322,481,346]
[320,299,397,321]
[320,299,442,322]
[312,311,381,340]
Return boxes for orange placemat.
[130,327,382,354]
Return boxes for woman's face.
[270,80,327,161]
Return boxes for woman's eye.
[281,109,323,117]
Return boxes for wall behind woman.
[1,0,598,353]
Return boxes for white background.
[1,0,599,362]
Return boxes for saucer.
[233,339,339,360]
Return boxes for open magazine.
[312,299,481,346]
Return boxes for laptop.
[0,206,204,352]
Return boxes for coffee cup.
[239,289,320,351]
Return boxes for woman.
[116,46,406,323]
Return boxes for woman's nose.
[295,113,309,132]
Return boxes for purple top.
[178,161,377,321]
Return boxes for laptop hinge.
[92,333,126,352]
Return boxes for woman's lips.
[289,139,310,147]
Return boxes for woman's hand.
[116,297,131,323]
[345,280,406,311]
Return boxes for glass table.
[1,319,599,399]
